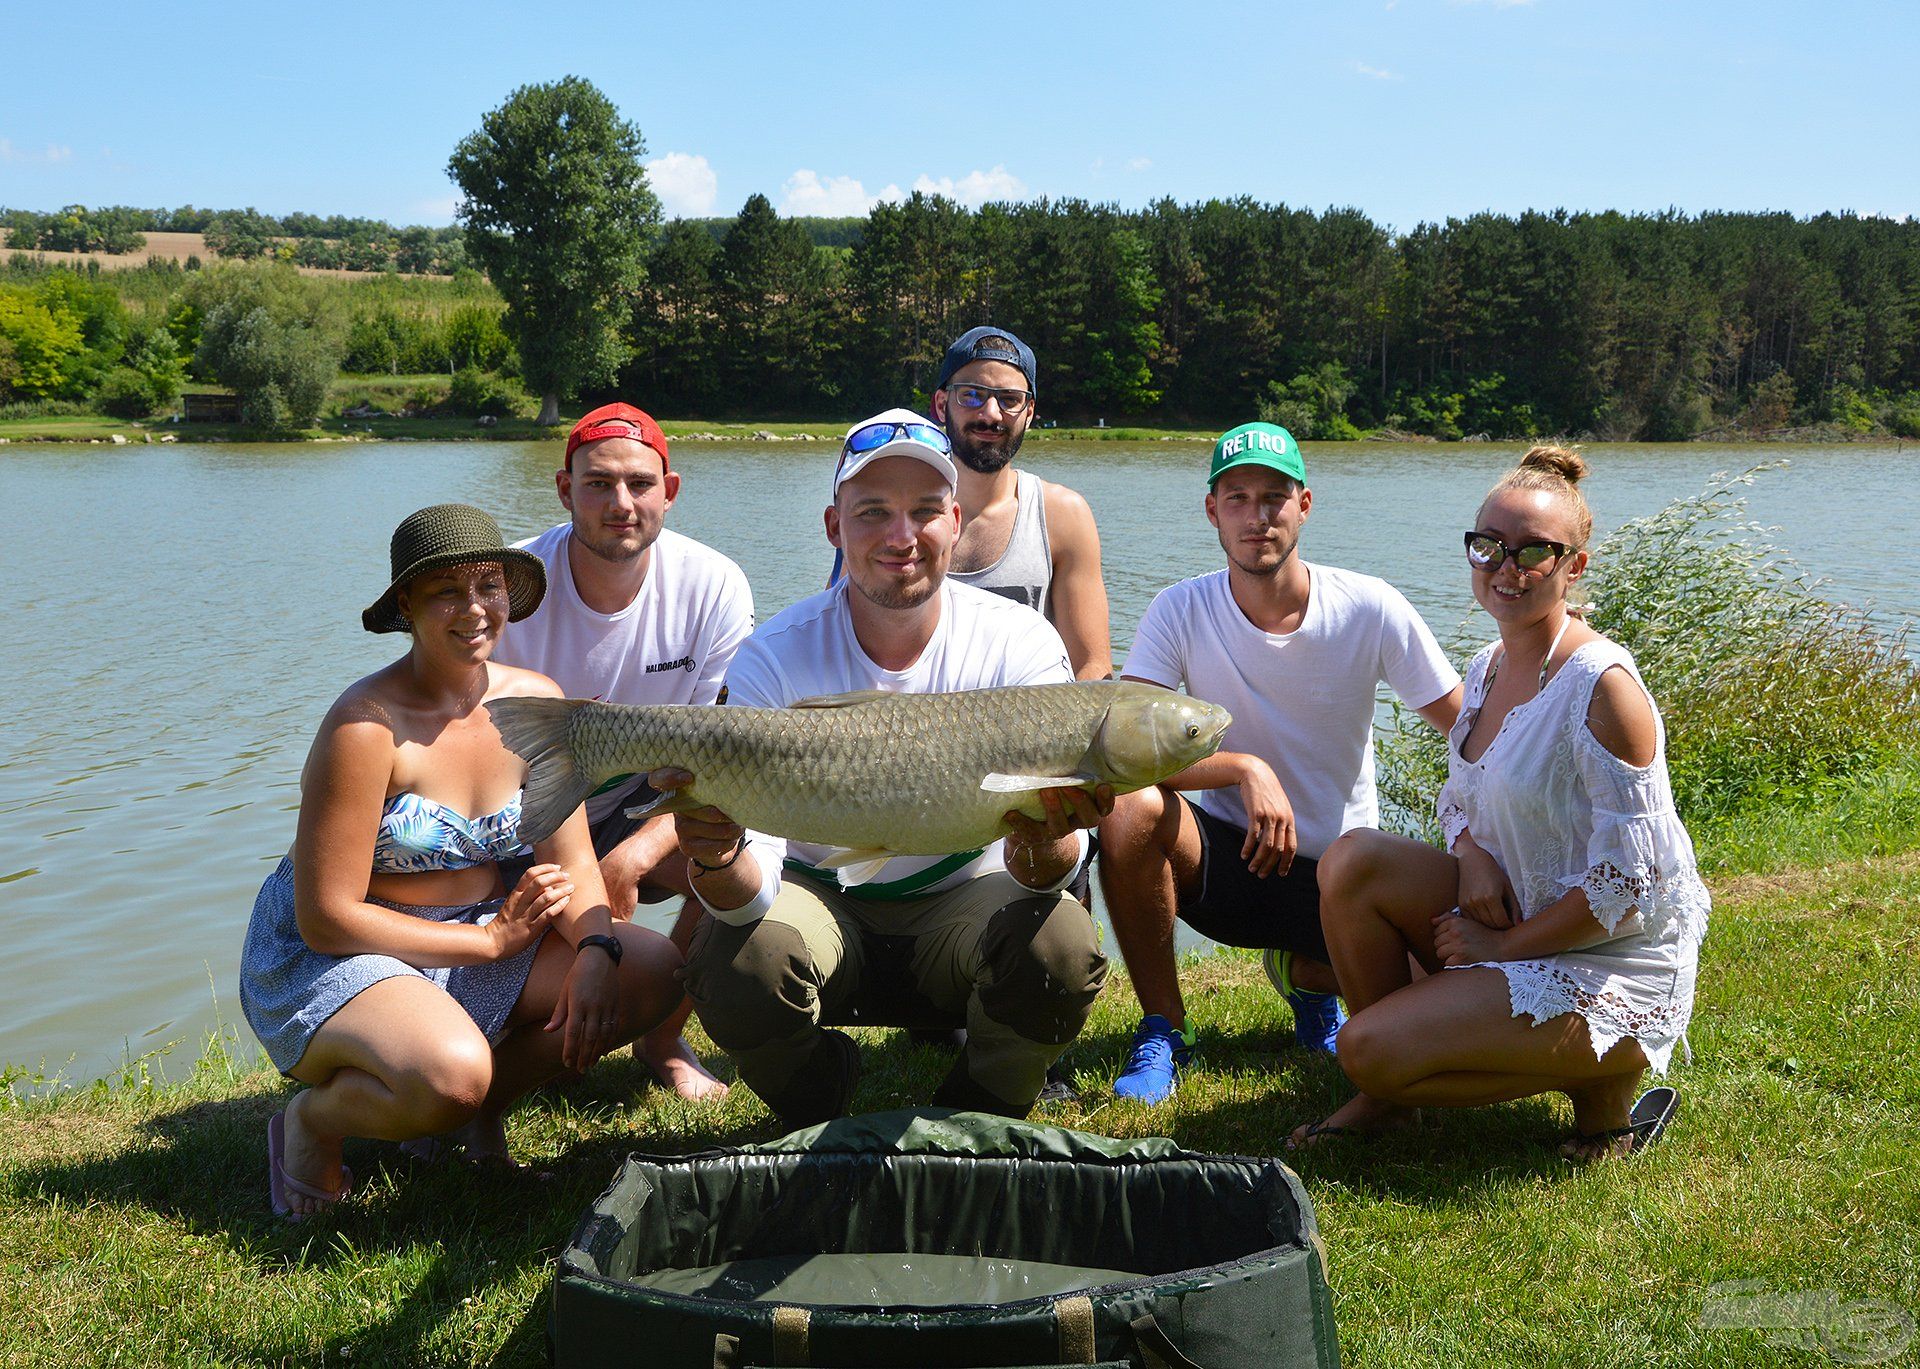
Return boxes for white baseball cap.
[833,407,959,494]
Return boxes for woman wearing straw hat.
[239,504,683,1218]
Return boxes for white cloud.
[910,164,1027,208]
[647,151,719,218]
[778,169,903,216]
[0,138,73,164]
[1353,61,1402,80]
[1126,156,1153,173]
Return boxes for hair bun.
[1518,445,1588,485]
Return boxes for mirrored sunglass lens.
[845,423,901,453]
[904,423,950,452]
[1515,543,1558,569]
[1467,536,1502,566]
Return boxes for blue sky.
[2,0,1913,230]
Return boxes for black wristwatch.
[578,933,623,965]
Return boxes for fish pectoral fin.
[815,848,897,887]
[623,790,701,821]
[790,689,895,709]
[979,771,1099,794]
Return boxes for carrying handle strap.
[712,1306,812,1369]
[1130,1312,1204,1369]
[1054,1293,1096,1364]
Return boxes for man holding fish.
[651,411,1135,1125]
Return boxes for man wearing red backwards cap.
[493,403,753,1100]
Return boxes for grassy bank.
[5,815,1918,1366]
[0,412,1221,446]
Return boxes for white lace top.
[1434,637,1711,1070]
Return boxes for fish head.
[1087,685,1232,788]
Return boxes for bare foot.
[279,1092,349,1216]
[643,1035,730,1102]
[1287,1093,1418,1150]
[1558,1072,1641,1162]
[441,1113,514,1164]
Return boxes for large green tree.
[448,77,658,425]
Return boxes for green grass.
[0,404,1224,446]
[4,841,1918,1366]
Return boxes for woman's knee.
[393,1033,493,1130]
[1318,829,1379,899]
[1333,1005,1405,1096]
[614,924,685,1033]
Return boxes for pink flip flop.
[268,1109,353,1220]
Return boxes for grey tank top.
[950,469,1052,614]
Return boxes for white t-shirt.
[495,524,754,823]
[716,579,1075,920]
[1122,562,1458,860]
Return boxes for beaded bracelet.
[690,832,749,876]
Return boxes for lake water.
[2,438,1915,1085]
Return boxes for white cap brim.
[834,408,958,493]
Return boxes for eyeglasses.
[843,420,951,457]
[946,383,1034,416]
[1464,531,1576,572]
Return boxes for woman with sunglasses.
[1294,447,1709,1161]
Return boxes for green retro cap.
[1209,422,1305,487]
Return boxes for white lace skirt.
[1452,930,1698,1073]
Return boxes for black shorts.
[1176,795,1330,963]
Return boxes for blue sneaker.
[1262,949,1347,1053]
[1112,1014,1195,1104]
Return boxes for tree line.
[623,196,1920,440]
[11,71,1920,442]
[445,79,1920,440]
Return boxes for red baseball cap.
[565,403,669,471]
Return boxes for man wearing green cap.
[1099,422,1463,1104]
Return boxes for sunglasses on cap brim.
[842,420,952,457]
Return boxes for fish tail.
[486,697,596,845]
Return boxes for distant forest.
[624,196,1920,440]
[6,196,1919,439]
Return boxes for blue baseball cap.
[935,326,1038,396]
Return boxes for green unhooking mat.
[552,1108,1340,1368]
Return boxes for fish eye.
[1185,724,1199,738]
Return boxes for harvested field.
[0,229,444,279]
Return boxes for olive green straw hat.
[361,503,547,634]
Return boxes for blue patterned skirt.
[239,856,545,1073]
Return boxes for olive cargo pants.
[685,871,1107,1124]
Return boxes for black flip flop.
[1628,1085,1679,1150]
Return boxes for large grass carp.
[488,682,1229,870]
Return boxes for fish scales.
[489,682,1231,852]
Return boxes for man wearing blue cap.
[1099,422,1463,1104]
[932,326,1113,681]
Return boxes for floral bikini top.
[370,792,528,875]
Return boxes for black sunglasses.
[947,383,1034,416]
[1464,531,1576,572]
